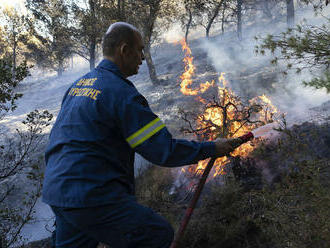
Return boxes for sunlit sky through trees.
[1,0,25,9]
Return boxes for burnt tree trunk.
[140,2,160,85]
[206,0,223,38]
[237,0,242,41]
[185,8,192,42]
[286,0,295,28]
[144,44,159,85]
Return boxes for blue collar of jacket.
[97,59,134,87]
[97,59,123,77]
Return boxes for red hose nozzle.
[239,132,254,143]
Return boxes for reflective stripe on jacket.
[42,59,215,207]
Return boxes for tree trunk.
[57,68,63,77]
[89,42,96,70]
[185,8,192,42]
[237,0,242,41]
[140,3,159,85]
[117,0,126,20]
[144,44,159,85]
[57,59,64,77]
[122,0,126,20]
[117,0,121,18]
[221,1,226,35]
[206,0,223,38]
[12,31,17,78]
[89,0,96,70]
[286,0,294,28]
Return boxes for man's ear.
[120,43,129,56]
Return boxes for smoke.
[197,4,329,126]
[162,2,329,193]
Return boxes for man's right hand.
[214,138,242,157]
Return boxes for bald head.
[102,22,141,57]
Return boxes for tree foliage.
[299,0,328,12]
[0,6,33,74]
[71,0,117,70]
[123,0,179,85]
[0,58,29,119]
[0,58,53,247]
[303,71,330,93]
[255,19,330,92]
[180,0,204,42]
[26,0,74,76]
[0,109,53,247]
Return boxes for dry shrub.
[135,166,180,225]
[177,158,329,248]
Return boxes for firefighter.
[43,22,240,248]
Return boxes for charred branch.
[179,89,266,140]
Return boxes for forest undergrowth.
[136,121,330,248]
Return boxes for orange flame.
[179,39,215,96]
[179,40,279,179]
[249,94,278,123]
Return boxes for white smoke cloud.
[197,4,329,126]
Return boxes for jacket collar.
[97,58,135,87]
[97,59,124,78]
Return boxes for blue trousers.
[51,199,174,248]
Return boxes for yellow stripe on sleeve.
[126,117,165,148]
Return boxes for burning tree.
[170,38,281,248]
[176,39,279,181]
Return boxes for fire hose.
[170,132,254,248]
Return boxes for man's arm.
[115,89,237,167]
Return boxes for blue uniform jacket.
[42,59,215,207]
